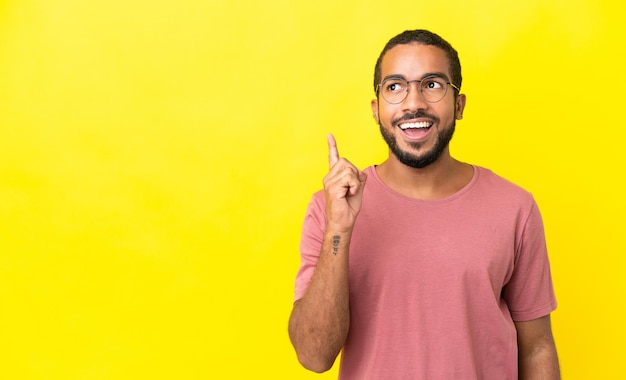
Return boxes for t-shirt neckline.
[367,164,480,204]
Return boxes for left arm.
[515,314,560,380]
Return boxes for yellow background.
[1,0,624,378]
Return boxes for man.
[288,29,559,379]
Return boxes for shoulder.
[310,188,325,210]
[473,166,535,203]
[469,166,542,222]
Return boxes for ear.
[371,98,379,123]
[455,93,466,120]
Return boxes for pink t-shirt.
[294,166,557,379]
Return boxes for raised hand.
[323,134,367,233]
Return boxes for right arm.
[288,134,367,373]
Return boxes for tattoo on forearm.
[332,235,340,255]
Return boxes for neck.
[376,150,473,200]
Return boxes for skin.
[516,315,561,379]
[288,42,560,378]
[371,43,471,200]
[287,134,365,372]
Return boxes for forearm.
[288,230,351,373]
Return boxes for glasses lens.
[420,76,448,103]
[380,78,408,104]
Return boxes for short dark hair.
[373,29,462,95]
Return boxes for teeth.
[399,121,431,130]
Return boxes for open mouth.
[399,121,432,130]
[398,121,433,139]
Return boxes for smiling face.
[372,42,466,169]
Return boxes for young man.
[288,29,559,379]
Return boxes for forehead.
[381,42,451,79]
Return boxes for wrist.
[325,223,355,236]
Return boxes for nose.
[402,81,428,114]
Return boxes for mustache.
[392,111,438,126]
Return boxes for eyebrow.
[381,72,450,82]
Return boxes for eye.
[384,80,406,93]
[422,77,445,90]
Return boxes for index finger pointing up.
[327,133,340,168]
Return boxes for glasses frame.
[376,75,461,104]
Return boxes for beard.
[378,112,456,169]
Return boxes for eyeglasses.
[377,75,460,104]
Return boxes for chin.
[380,122,455,169]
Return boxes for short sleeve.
[502,200,557,321]
[293,191,327,302]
